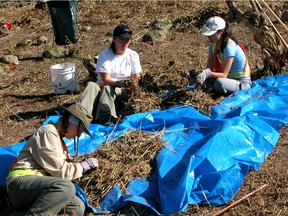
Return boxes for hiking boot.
[98,115,112,125]
[98,104,113,126]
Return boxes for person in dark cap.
[6,102,98,215]
[79,23,143,125]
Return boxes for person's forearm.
[211,71,227,78]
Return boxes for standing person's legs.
[7,176,85,216]
[79,82,101,116]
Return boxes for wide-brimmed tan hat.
[59,102,92,137]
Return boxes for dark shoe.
[99,115,117,126]
[98,115,111,125]
[98,104,113,125]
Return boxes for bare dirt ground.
[0,1,287,215]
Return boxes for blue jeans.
[7,176,85,215]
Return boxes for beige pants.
[79,82,129,121]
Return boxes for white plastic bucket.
[50,63,77,94]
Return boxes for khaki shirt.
[7,124,83,186]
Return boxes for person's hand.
[115,80,133,87]
[188,69,198,85]
[196,68,212,84]
[80,158,99,173]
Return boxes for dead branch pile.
[226,0,288,75]
[74,129,165,208]
[119,60,221,118]
[160,87,219,115]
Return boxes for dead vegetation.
[74,129,165,209]
[0,1,288,216]
[226,0,288,76]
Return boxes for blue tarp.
[1,74,288,215]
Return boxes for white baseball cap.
[201,16,226,36]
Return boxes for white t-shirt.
[96,47,142,84]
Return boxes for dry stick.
[84,176,92,192]
[0,32,15,40]
[255,0,288,49]
[212,184,268,216]
[276,210,282,216]
[101,138,157,198]
[200,184,211,207]
[260,0,288,33]
[62,95,80,104]
[131,206,140,216]
[105,118,121,144]
[100,164,138,199]
[133,29,148,41]
[5,104,24,121]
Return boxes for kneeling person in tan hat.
[6,102,98,215]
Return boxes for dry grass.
[74,129,165,209]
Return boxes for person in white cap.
[196,16,252,95]
[6,102,98,215]
[79,23,143,125]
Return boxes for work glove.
[115,80,133,88]
[196,68,212,84]
[80,158,99,173]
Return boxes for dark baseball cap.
[113,23,132,40]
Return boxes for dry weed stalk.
[226,0,288,74]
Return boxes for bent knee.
[214,80,227,94]
[53,180,75,200]
[87,82,101,90]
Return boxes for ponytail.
[220,22,239,52]
[110,40,116,54]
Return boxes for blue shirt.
[209,41,246,72]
